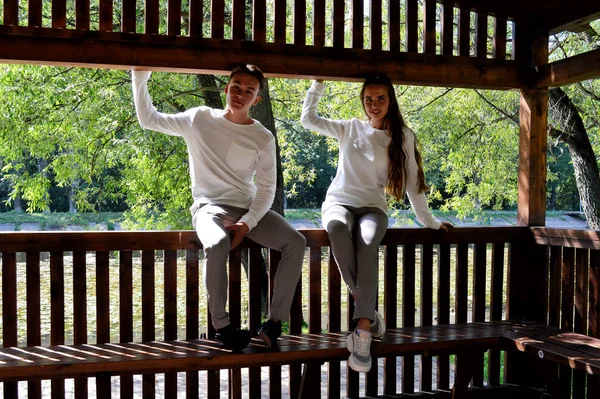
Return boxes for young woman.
[301,74,452,372]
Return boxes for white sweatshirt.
[301,81,441,229]
[132,71,276,230]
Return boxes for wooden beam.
[535,49,600,88]
[0,28,525,89]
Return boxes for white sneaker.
[371,310,386,338]
[346,329,372,372]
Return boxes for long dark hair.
[360,73,429,200]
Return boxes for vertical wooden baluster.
[441,0,453,55]
[332,0,345,49]
[423,0,436,54]
[588,250,600,398]
[211,0,224,39]
[232,0,245,40]
[274,0,287,44]
[289,265,303,398]
[189,0,202,36]
[388,0,400,52]
[370,0,382,51]
[313,0,326,48]
[3,252,18,398]
[573,248,589,397]
[29,0,42,27]
[493,17,507,60]
[253,0,267,42]
[420,244,433,392]
[52,0,67,28]
[248,248,262,399]
[142,250,156,396]
[99,0,113,31]
[4,0,19,26]
[437,244,451,390]
[76,0,90,30]
[120,251,134,398]
[294,0,306,46]
[186,247,199,397]
[383,245,397,395]
[73,251,88,396]
[309,247,322,333]
[164,250,178,394]
[559,247,574,397]
[488,243,505,385]
[27,252,41,397]
[222,248,241,398]
[402,244,416,394]
[269,249,282,398]
[458,8,470,56]
[145,0,159,34]
[472,242,487,386]
[96,251,111,392]
[352,0,364,49]
[122,0,136,33]
[50,251,65,398]
[405,0,418,53]
[346,292,359,398]
[475,11,488,58]
[454,243,468,386]
[167,0,181,35]
[328,250,341,399]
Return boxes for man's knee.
[204,235,230,261]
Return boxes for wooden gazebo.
[1,0,600,398]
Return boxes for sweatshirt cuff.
[132,70,152,82]
[310,81,326,92]
[238,215,257,231]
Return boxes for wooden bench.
[0,321,517,398]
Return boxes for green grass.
[284,208,321,222]
[0,211,123,231]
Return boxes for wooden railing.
[0,0,523,88]
[0,226,531,397]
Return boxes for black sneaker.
[257,320,282,348]
[215,324,251,352]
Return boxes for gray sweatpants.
[193,204,306,330]
[322,205,388,321]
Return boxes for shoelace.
[354,333,371,357]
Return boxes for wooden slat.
[458,8,470,56]
[145,0,159,34]
[164,250,178,393]
[441,0,453,55]
[99,0,113,31]
[475,12,488,58]
[493,17,507,60]
[402,244,416,394]
[455,243,468,323]
[559,246,575,397]
[437,243,451,390]
[289,275,303,399]
[186,247,199,397]
[2,252,18,399]
[232,0,245,40]
[384,245,398,395]
[248,248,262,399]
[352,0,364,49]
[293,0,306,46]
[121,0,137,33]
[96,251,111,394]
[188,0,202,37]
[472,242,487,387]
[52,0,67,29]
[309,247,322,333]
[229,249,242,328]
[589,250,600,398]
[549,246,562,327]
[269,249,282,397]
[73,251,88,396]
[332,0,345,49]
[119,250,133,398]
[346,295,358,397]
[313,0,326,47]
[4,0,19,26]
[423,0,436,54]
[420,244,433,391]
[27,252,42,397]
[405,0,418,53]
[388,0,400,52]
[328,251,341,399]
[29,0,43,27]
[274,0,286,44]
[536,48,600,88]
[76,0,90,30]
[488,242,504,385]
[253,0,266,42]
[142,250,155,396]
[573,248,589,397]
[168,0,182,36]
[370,0,382,51]
[211,0,224,39]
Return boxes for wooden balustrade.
[0,226,531,397]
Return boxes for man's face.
[225,73,261,113]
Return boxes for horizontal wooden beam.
[0,26,524,89]
[535,48,600,88]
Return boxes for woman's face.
[362,84,390,129]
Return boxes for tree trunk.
[69,181,78,213]
[13,193,23,212]
[549,87,600,229]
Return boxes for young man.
[132,65,306,351]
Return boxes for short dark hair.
[229,64,265,93]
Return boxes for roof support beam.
[0,28,524,90]
[535,48,600,88]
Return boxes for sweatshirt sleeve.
[131,70,195,137]
[403,128,441,230]
[238,136,277,230]
[300,81,347,139]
